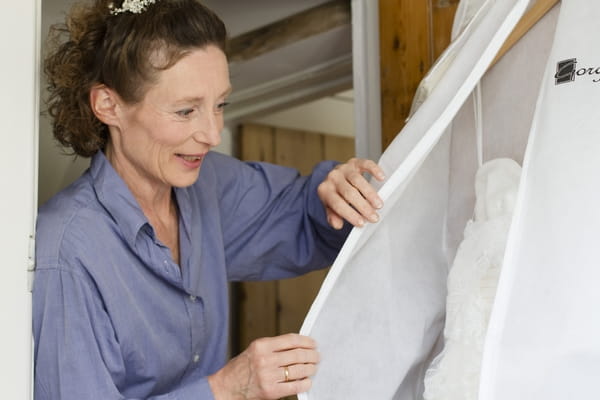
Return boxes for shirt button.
[193,354,200,363]
[189,295,197,302]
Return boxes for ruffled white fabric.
[423,158,521,400]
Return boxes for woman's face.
[109,45,231,190]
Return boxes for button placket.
[184,292,204,369]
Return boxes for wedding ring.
[283,366,290,382]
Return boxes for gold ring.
[283,366,290,382]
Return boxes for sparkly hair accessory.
[109,0,157,15]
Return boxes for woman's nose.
[193,112,222,147]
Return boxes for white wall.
[248,90,355,138]
[0,0,39,398]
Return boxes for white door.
[0,0,40,398]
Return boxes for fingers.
[277,346,320,368]
[254,332,317,352]
[249,334,319,375]
[277,374,313,398]
[349,159,385,208]
[318,158,385,228]
[258,335,319,398]
[326,207,345,230]
[278,362,317,383]
[209,334,320,399]
[357,158,386,182]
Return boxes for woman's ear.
[90,84,120,127]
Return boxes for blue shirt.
[33,151,350,399]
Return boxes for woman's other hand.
[318,158,385,229]
[208,333,319,400]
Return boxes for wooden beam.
[379,0,430,150]
[491,0,560,67]
[227,0,351,63]
[432,0,460,59]
[225,54,352,122]
[378,0,458,150]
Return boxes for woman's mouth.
[176,153,204,168]
[179,154,201,162]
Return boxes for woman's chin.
[169,167,202,188]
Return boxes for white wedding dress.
[423,158,521,400]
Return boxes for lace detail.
[423,158,521,400]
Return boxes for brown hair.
[44,0,227,157]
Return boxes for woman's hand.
[317,158,385,229]
[208,334,319,400]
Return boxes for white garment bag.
[299,0,531,398]
[480,1,600,398]
[297,0,600,398]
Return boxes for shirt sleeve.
[208,152,352,281]
[32,267,216,400]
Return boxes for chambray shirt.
[33,151,350,399]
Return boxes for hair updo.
[44,0,227,157]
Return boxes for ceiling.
[202,0,353,121]
[202,0,334,37]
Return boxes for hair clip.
[109,0,157,15]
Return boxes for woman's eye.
[176,108,195,117]
[217,102,230,111]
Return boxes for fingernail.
[357,218,365,227]
[370,213,379,222]
[375,199,383,209]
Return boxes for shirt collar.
[90,151,150,249]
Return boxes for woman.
[33,0,385,399]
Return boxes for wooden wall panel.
[235,280,279,353]
[323,134,356,162]
[236,123,279,353]
[277,132,355,336]
[235,123,354,355]
[274,128,324,174]
[277,269,330,336]
[239,123,275,163]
